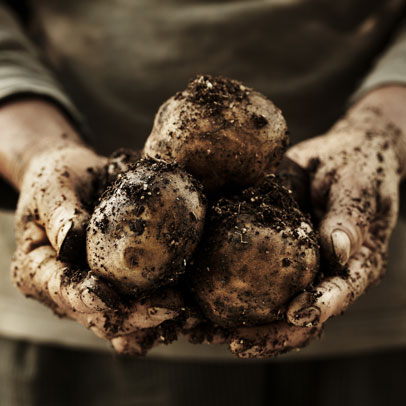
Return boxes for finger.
[17,148,104,262]
[111,329,160,356]
[229,322,322,359]
[34,172,91,262]
[183,320,230,345]
[285,135,325,169]
[12,244,112,314]
[18,221,48,253]
[287,245,386,327]
[111,319,181,356]
[51,270,116,313]
[16,184,90,264]
[13,238,180,337]
[318,173,376,266]
[84,307,178,340]
[119,289,183,330]
[77,272,121,310]
[77,292,181,340]
[122,301,179,330]
[276,156,310,211]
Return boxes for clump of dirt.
[185,74,248,117]
[210,173,315,245]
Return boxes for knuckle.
[11,256,30,294]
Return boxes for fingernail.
[331,229,351,265]
[147,307,178,322]
[58,220,86,263]
[80,287,109,311]
[56,220,73,253]
[79,274,112,311]
[293,306,321,327]
[111,337,147,356]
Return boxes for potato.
[144,75,289,193]
[86,158,206,294]
[191,175,319,328]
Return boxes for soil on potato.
[176,74,273,147]
[87,157,205,297]
[190,174,320,328]
[146,74,290,195]
[183,74,249,117]
[209,174,316,245]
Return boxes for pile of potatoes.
[86,75,320,356]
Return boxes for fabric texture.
[0,6,83,132]
[351,23,406,102]
[0,335,405,406]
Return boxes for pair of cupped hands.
[11,88,404,358]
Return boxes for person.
[0,0,405,405]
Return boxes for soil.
[191,174,320,328]
[145,74,289,193]
[185,74,248,117]
[87,156,206,296]
[210,174,314,243]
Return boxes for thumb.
[47,201,90,263]
[16,147,106,263]
[318,176,374,266]
[34,165,94,263]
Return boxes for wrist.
[0,98,86,190]
[348,85,406,178]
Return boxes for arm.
[0,3,84,207]
[0,4,177,353]
[0,98,100,259]
[0,99,84,189]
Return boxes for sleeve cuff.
[0,78,90,142]
[350,23,406,104]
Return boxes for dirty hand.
[229,86,406,358]
[2,100,178,354]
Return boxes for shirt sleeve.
[0,4,84,130]
[351,22,406,103]
[0,4,86,209]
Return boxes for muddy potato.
[144,75,289,193]
[86,158,206,294]
[192,175,319,328]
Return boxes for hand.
[285,107,402,327]
[228,90,405,358]
[11,144,180,354]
